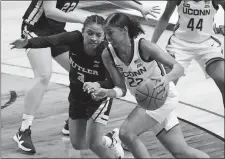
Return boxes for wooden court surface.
[1,74,224,158]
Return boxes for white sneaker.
[106,128,124,158]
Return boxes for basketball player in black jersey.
[13,0,160,153]
[11,15,126,158]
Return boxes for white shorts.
[166,35,224,78]
[144,82,180,135]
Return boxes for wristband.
[113,87,123,98]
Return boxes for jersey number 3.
[187,18,203,31]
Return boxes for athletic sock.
[21,114,34,131]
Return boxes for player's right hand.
[10,35,28,49]
[140,5,161,20]
[90,93,102,101]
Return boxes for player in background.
[83,13,210,158]
[151,0,224,106]
[11,15,126,158]
[13,0,160,153]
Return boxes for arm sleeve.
[24,30,82,49]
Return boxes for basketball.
[135,79,169,110]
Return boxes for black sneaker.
[13,127,36,154]
[62,119,69,135]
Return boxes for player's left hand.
[150,75,169,97]
[140,5,161,20]
[10,35,28,49]
[83,82,101,94]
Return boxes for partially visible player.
[151,0,224,106]
[11,15,125,158]
[84,13,210,158]
[13,0,161,153]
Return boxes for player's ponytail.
[104,13,145,39]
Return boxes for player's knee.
[37,73,51,85]
[119,127,136,143]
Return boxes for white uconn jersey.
[108,38,165,96]
[174,0,218,42]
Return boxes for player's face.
[104,26,127,48]
[83,23,104,49]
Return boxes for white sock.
[21,114,34,131]
[102,136,113,147]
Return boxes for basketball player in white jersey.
[151,0,225,106]
[13,0,160,153]
[84,13,210,158]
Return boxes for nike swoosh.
[72,53,77,56]
[18,134,22,141]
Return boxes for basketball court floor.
[1,1,224,158]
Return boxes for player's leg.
[196,36,224,106]
[13,25,52,153]
[119,106,159,158]
[87,99,124,158]
[68,103,88,158]
[51,46,71,135]
[206,60,224,106]
[156,111,210,158]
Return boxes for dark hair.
[104,13,145,39]
[82,15,105,32]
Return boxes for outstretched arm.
[10,31,81,49]
[108,1,161,19]
[151,1,178,43]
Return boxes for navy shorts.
[69,98,113,125]
[21,22,69,57]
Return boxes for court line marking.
[1,91,17,109]
[179,101,224,118]
[2,63,224,118]
[178,117,225,142]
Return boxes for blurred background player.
[151,0,224,106]
[13,0,160,153]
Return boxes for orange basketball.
[135,79,169,110]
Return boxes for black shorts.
[69,98,113,125]
[21,21,69,57]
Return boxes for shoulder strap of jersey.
[107,44,117,66]
[211,0,219,10]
